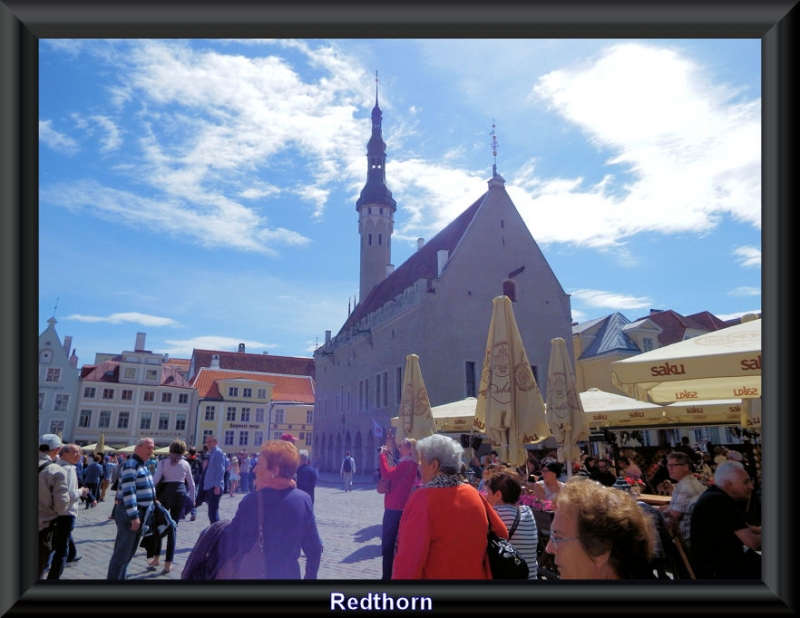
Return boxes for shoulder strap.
[39,460,53,474]
[508,506,521,540]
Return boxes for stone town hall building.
[312,91,573,474]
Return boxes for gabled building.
[38,317,80,439]
[313,92,572,474]
[191,367,315,455]
[188,344,314,382]
[73,332,196,447]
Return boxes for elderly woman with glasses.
[546,478,656,579]
[392,434,508,579]
[378,433,420,580]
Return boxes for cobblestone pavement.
[53,473,384,580]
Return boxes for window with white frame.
[240,407,251,422]
[140,412,152,430]
[304,433,312,446]
[175,414,186,431]
[274,408,284,423]
[54,393,69,411]
[228,386,239,397]
[257,388,267,399]
[45,367,61,382]
[123,367,137,380]
[78,409,92,427]
[254,431,264,447]
[146,369,158,381]
[102,388,114,400]
[202,429,213,442]
[121,389,133,401]
[238,431,248,446]
[272,430,283,440]
[160,392,171,403]
[83,386,96,398]
[243,387,252,398]
[227,407,236,421]
[255,407,265,423]
[224,431,234,446]
[158,413,170,430]
[178,393,189,404]
[205,405,216,421]
[117,411,130,429]
[98,410,111,428]
[39,392,45,410]
[306,409,313,424]
[49,419,65,435]
[143,391,155,402]
[643,337,655,352]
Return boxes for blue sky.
[38,38,761,363]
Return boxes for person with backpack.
[340,451,356,492]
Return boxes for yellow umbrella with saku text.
[394,354,437,446]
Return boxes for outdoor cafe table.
[636,493,672,507]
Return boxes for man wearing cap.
[281,433,298,444]
[107,437,156,580]
[49,443,90,578]
[38,433,69,577]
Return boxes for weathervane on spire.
[375,70,379,105]
[490,120,499,177]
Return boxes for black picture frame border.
[2,1,795,615]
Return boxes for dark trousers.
[107,505,145,580]
[206,488,222,523]
[47,515,75,580]
[38,521,56,578]
[381,509,403,580]
[151,482,184,562]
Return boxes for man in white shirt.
[662,451,707,549]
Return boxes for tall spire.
[356,71,396,211]
[490,120,499,178]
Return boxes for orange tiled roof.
[190,349,314,381]
[192,368,315,404]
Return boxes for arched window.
[368,233,372,246]
[378,233,382,245]
[503,279,517,302]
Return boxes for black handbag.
[484,503,529,579]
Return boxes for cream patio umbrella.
[394,354,437,446]
[580,388,668,430]
[611,317,762,404]
[81,442,116,454]
[391,397,477,434]
[474,295,550,467]
[664,399,747,426]
[545,337,589,477]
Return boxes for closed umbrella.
[545,337,589,477]
[474,295,550,467]
[96,433,106,455]
[394,354,437,445]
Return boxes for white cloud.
[729,287,760,297]
[63,312,178,327]
[733,245,761,268]
[569,289,652,311]
[162,336,277,358]
[39,120,78,155]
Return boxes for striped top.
[119,454,156,521]
[494,503,539,579]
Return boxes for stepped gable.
[340,193,484,334]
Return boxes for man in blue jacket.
[203,435,227,523]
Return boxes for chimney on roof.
[69,350,78,368]
[62,336,72,357]
[649,309,663,314]
[417,238,425,251]
[211,354,220,368]
[437,250,449,277]
[325,330,331,344]
[386,264,394,276]
[135,332,146,351]
[162,353,169,363]
[238,343,245,353]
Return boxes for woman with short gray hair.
[392,434,508,579]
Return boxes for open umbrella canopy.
[394,354,437,445]
[545,337,589,473]
[611,317,761,403]
[580,388,667,429]
[474,295,550,467]
[115,444,138,453]
[664,399,747,426]
[391,397,477,434]
[81,442,116,454]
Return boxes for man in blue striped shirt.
[107,437,156,579]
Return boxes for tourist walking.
[82,453,104,508]
[222,439,323,578]
[227,456,240,497]
[296,449,318,505]
[148,440,195,574]
[202,435,226,524]
[340,451,356,492]
[107,438,156,580]
[392,434,508,579]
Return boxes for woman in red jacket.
[392,434,508,579]
[379,435,419,580]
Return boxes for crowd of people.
[38,430,761,581]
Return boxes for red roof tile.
[189,349,314,382]
[192,368,315,404]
